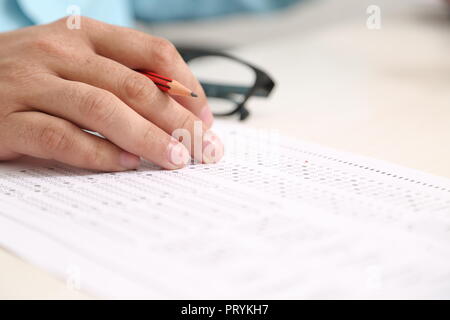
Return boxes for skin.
[0,17,224,172]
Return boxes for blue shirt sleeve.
[133,0,300,22]
[0,0,300,32]
[0,0,133,32]
[0,0,33,31]
[17,0,133,26]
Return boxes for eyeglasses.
[178,47,276,121]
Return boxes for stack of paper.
[0,122,449,299]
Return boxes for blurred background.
[142,0,449,48]
[140,0,450,178]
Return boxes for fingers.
[0,150,21,161]
[23,75,191,170]
[52,56,224,164]
[84,19,214,127]
[0,112,141,171]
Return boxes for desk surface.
[1,0,449,299]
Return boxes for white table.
[1,0,449,299]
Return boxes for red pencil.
[138,71,198,98]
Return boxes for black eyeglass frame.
[177,47,276,121]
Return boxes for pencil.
[138,70,198,98]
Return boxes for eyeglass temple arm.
[201,82,270,99]
[177,47,276,99]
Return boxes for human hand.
[0,17,223,171]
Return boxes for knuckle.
[39,125,70,153]
[80,90,117,124]
[85,142,105,168]
[123,74,153,101]
[77,16,94,26]
[53,16,72,28]
[54,15,94,28]
[138,126,155,152]
[29,36,69,59]
[177,111,195,132]
[173,110,195,131]
[143,126,154,141]
[78,16,100,29]
[151,37,178,65]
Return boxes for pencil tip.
[191,92,198,98]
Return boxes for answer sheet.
[1,122,449,299]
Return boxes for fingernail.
[119,152,141,170]
[200,105,214,127]
[203,131,224,164]
[167,140,191,169]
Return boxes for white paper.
[0,122,449,299]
